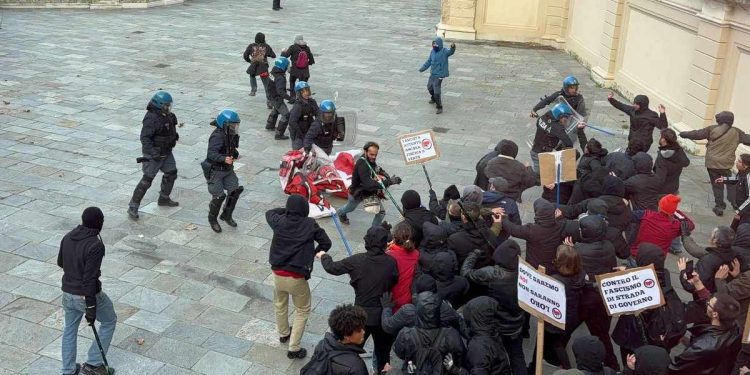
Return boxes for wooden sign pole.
[535,265,547,375]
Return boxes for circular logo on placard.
[421,138,433,150]
[552,308,562,320]
[644,279,655,288]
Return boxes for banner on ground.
[398,130,440,165]
[539,148,577,186]
[518,258,566,330]
[595,265,665,316]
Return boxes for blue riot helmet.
[551,102,574,121]
[216,109,241,134]
[320,100,336,123]
[150,91,173,111]
[563,75,579,94]
[274,57,290,71]
[295,81,311,99]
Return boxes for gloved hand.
[429,189,436,198]
[443,353,454,370]
[381,221,392,232]
[380,291,395,309]
[390,176,402,185]
[680,220,692,237]
[85,296,97,326]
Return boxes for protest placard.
[596,265,665,316]
[398,130,440,165]
[538,148,577,186]
[518,258,566,330]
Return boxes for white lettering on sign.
[596,265,664,316]
[398,130,440,165]
[518,259,566,329]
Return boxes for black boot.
[220,187,243,227]
[128,175,154,220]
[158,197,179,207]
[208,195,225,233]
[275,121,289,140]
[266,111,279,130]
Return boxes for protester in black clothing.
[417,222,455,275]
[603,138,644,180]
[430,251,469,308]
[447,201,499,268]
[715,154,750,226]
[428,184,460,220]
[393,291,467,375]
[655,128,690,194]
[318,226,399,373]
[568,138,608,204]
[484,139,537,202]
[461,296,513,374]
[267,194,332,358]
[460,239,526,375]
[571,336,618,375]
[281,35,315,97]
[572,215,619,370]
[682,225,739,294]
[502,198,567,274]
[560,187,631,259]
[380,274,460,336]
[400,190,439,247]
[474,141,503,190]
[625,152,663,210]
[243,32,276,98]
[607,92,668,153]
[622,345,669,375]
[301,304,369,375]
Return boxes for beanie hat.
[443,184,460,201]
[658,194,680,215]
[81,207,104,231]
[715,111,735,126]
[400,190,421,210]
[498,139,519,158]
[461,185,483,205]
[489,177,510,193]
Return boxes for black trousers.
[528,330,572,371]
[708,168,737,210]
[272,0,280,8]
[578,286,619,370]
[363,324,394,373]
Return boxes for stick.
[360,157,404,216]
[556,162,561,208]
[331,211,353,256]
[421,164,433,190]
[535,265,547,375]
[91,325,111,372]
[585,124,616,136]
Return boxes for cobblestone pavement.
[0,0,732,374]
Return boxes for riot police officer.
[303,99,343,155]
[266,57,293,140]
[531,75,588,150]
[289,81,320,150]
[204,109,244,233]
[127,91,180,220]
[530,101,585,173]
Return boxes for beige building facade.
[438,0,750,152]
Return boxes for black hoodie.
[462,296,513,374]
[575,215,616,281]
[321,226,399,326]
[266,195,332,279]
[418,222,454,275]
[243,32,276,76]
[624,152,663,210]
[301,332,368,375]
[572,336,618,375]
[502,198,567,274]
[393,292,467,374]
[58,225,105,297]
[401,190,439,247]
[430,251,469,308]
[655,144,690,194]
[608,95,668,153]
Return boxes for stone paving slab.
[0,0,735,373]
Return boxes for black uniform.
[289,97,320,150]
[534,89,588,150]
[265,67,292,138]
[204,126,243,232]
[303,117,344,155]
[128,102,179,212]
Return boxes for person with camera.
[336,141,401,227]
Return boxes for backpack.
[300,349,347,375]
[643,290,686,349]
[251,45,267,63]
[409,329,446,375]
[296,50,310,69]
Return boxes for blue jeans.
[62,292,117,374]
[337,195,385,227]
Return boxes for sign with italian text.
[518,258,566,330]
[596,265,665,316]
[398,130,440,165]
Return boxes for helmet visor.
[228,122,240,134]
[322,112,335,123]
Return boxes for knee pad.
[229,186,244,198]
[163,170,178,181]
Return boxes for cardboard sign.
[596,265,665,316]
[398,130,440,165]
[518,259,567,330]
[539,148,577,186]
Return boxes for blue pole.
[331,211,353,256]
[585,124,616,136]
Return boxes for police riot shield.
[332,110,357,148]
[527,95,585,151]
